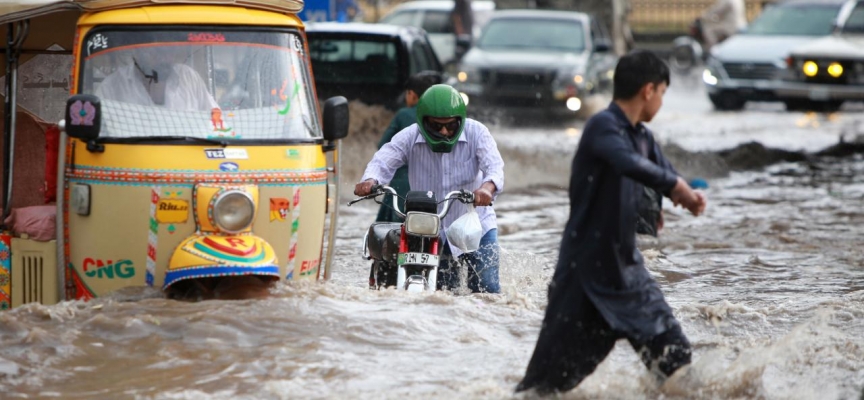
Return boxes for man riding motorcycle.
[354,84,505,293]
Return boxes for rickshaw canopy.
[0,0,306,84]
[0,0,304,24]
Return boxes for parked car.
[378,0,496,66]
[776,0,864,111]
[306,22,443,110]
[702,0,850,110]
[453,10,617,119]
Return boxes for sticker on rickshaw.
[205,148,248,159]
[156,199,189,223]
[219,162,240,172]
[270,198,289,222]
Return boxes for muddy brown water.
[2,90,864,399]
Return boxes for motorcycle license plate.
[398,252,439,267]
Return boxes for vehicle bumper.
[456,83,584,116]
[704,78,782,101]
[774,81,864,101]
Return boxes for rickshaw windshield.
[80,28,321,140]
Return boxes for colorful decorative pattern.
[286,187,301,279]
[270,198,289,222]
[66,167,326,186]
[69,262,95,301]
[165,234,279,289]
[146,187,160,286]
[69,100,96,126]
[164,265,280,288]
[0,234,11,310]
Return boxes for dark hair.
[612,49,670,100]
[406,70,444,96]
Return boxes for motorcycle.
[348,185,475,292]
[669,18,706,74]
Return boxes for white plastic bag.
[447,205,483,253]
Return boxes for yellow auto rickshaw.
[0,0,349,309]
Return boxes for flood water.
[1,84,864,400]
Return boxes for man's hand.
[670,177,707,216]
[473,182,496,206]
[354,179,378,197]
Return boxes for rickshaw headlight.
[405,212,440,237]
[213,190,255,233]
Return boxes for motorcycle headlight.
[405,212,440,237]
[213,190,255,233]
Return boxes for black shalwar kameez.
[517,103,692,394]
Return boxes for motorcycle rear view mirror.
[323,96,349,142]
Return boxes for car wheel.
[709,92,745,111]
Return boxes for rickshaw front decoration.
[287,188,301,277]
[69,100,96,126]
[146,187,160,286]
[270,198,289,222]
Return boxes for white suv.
[379,0,495,65]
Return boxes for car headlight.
[702,68,718,85]
[213,190,255,233]
[802,60,819,77]
[457,65,480,83]
[827,62,843,78]
[404,212,439,237]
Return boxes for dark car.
[306,22,443,110]
[776,0,864,111]
[452,10,617,119]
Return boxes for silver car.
[702,0,849,110]
[378,0,495,66]
[453,10,617,119]
[776,0,864,111]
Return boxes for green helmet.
[416,84,467,153]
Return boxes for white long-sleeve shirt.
[361,118,505,256]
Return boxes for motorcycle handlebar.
[347,186,483,219]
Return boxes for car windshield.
[841,3,864,33]
[746,4,841,35]
[80,29,320,140]
[477,18,585,52]
[308,36,400,84]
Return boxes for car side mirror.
[322,96,349,143]
[594,39,611,53]
[64,94,101,141]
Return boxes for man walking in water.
[516,50,707,395]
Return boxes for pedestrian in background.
[375,70,443,223]
[450,0,474,61]
[516,50,707,396]
[701,0,747,49]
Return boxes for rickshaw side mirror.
[322,96,349,142]
[64,94,101,141]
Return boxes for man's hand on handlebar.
[473,181,496,207]
[354,179,378,197]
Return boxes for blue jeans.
[437,229,500,294]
